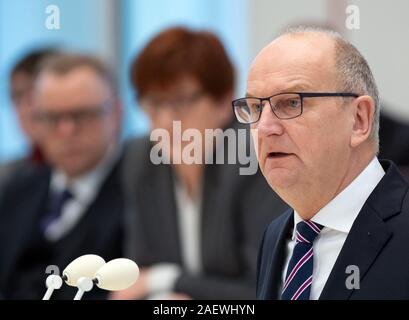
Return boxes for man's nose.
[56,116,77,136]
[255,101,284,137]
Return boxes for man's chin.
[264,167,297,190]
[57,158,93,178]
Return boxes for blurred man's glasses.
[33,101,112,129]
[232,92,358,124]
[140,91,205,113]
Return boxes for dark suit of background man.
[232,26,409,299]
[110,27,289,300]
[0,54,125,299]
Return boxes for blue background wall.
[0,0,248,162]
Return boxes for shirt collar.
[50,143,120,204]
[292,157,385,239]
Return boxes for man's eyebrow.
[245,84,311,98]
[286,84,311,92]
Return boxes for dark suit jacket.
[379,111,409,180]
[257,159,409,300]
[122,131,289,300]
[379,111,409,167]
[0,158,31,205]
[0,148,45,213]
[0,154,125,300]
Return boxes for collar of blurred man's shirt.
[44,143,122,241]
[50,143,121,205]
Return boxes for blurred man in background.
[0,53,125,299]
[0,49,57,191]
[112,27,288,300]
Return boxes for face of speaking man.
[32,66,121,179]
[247,33,375,218]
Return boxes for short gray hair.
[36,53,118,97]
[282,26,380,152]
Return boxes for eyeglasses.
[232,92,359,124]
[33,101,112,130]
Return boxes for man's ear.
[350,95,375,148]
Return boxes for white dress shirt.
[44,145,119,242]
[281,157,385,300]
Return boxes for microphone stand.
[42,274,66,300]
[73,277,94,300]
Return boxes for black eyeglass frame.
[32,99,114,128]
[232,92,359,123]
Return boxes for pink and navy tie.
[281,220,324,300]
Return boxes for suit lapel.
[140,163,181,263]
[270,213,293,299]
[320,160,406,299]
[260,211,293,300]
[123,138,182,264]
[319,204,392,299]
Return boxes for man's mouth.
[267,152,292,159]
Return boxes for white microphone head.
[94,258,139,291]
[46,275,63,290]
[63,254,106,287]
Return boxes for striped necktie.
[281,220,324,300]
[41,189,73,233]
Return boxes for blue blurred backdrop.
[0,0,248,162]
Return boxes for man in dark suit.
[232,26,409,300]
[0,53,125,299]
[110,27,289,300]
[0,49,57,200]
